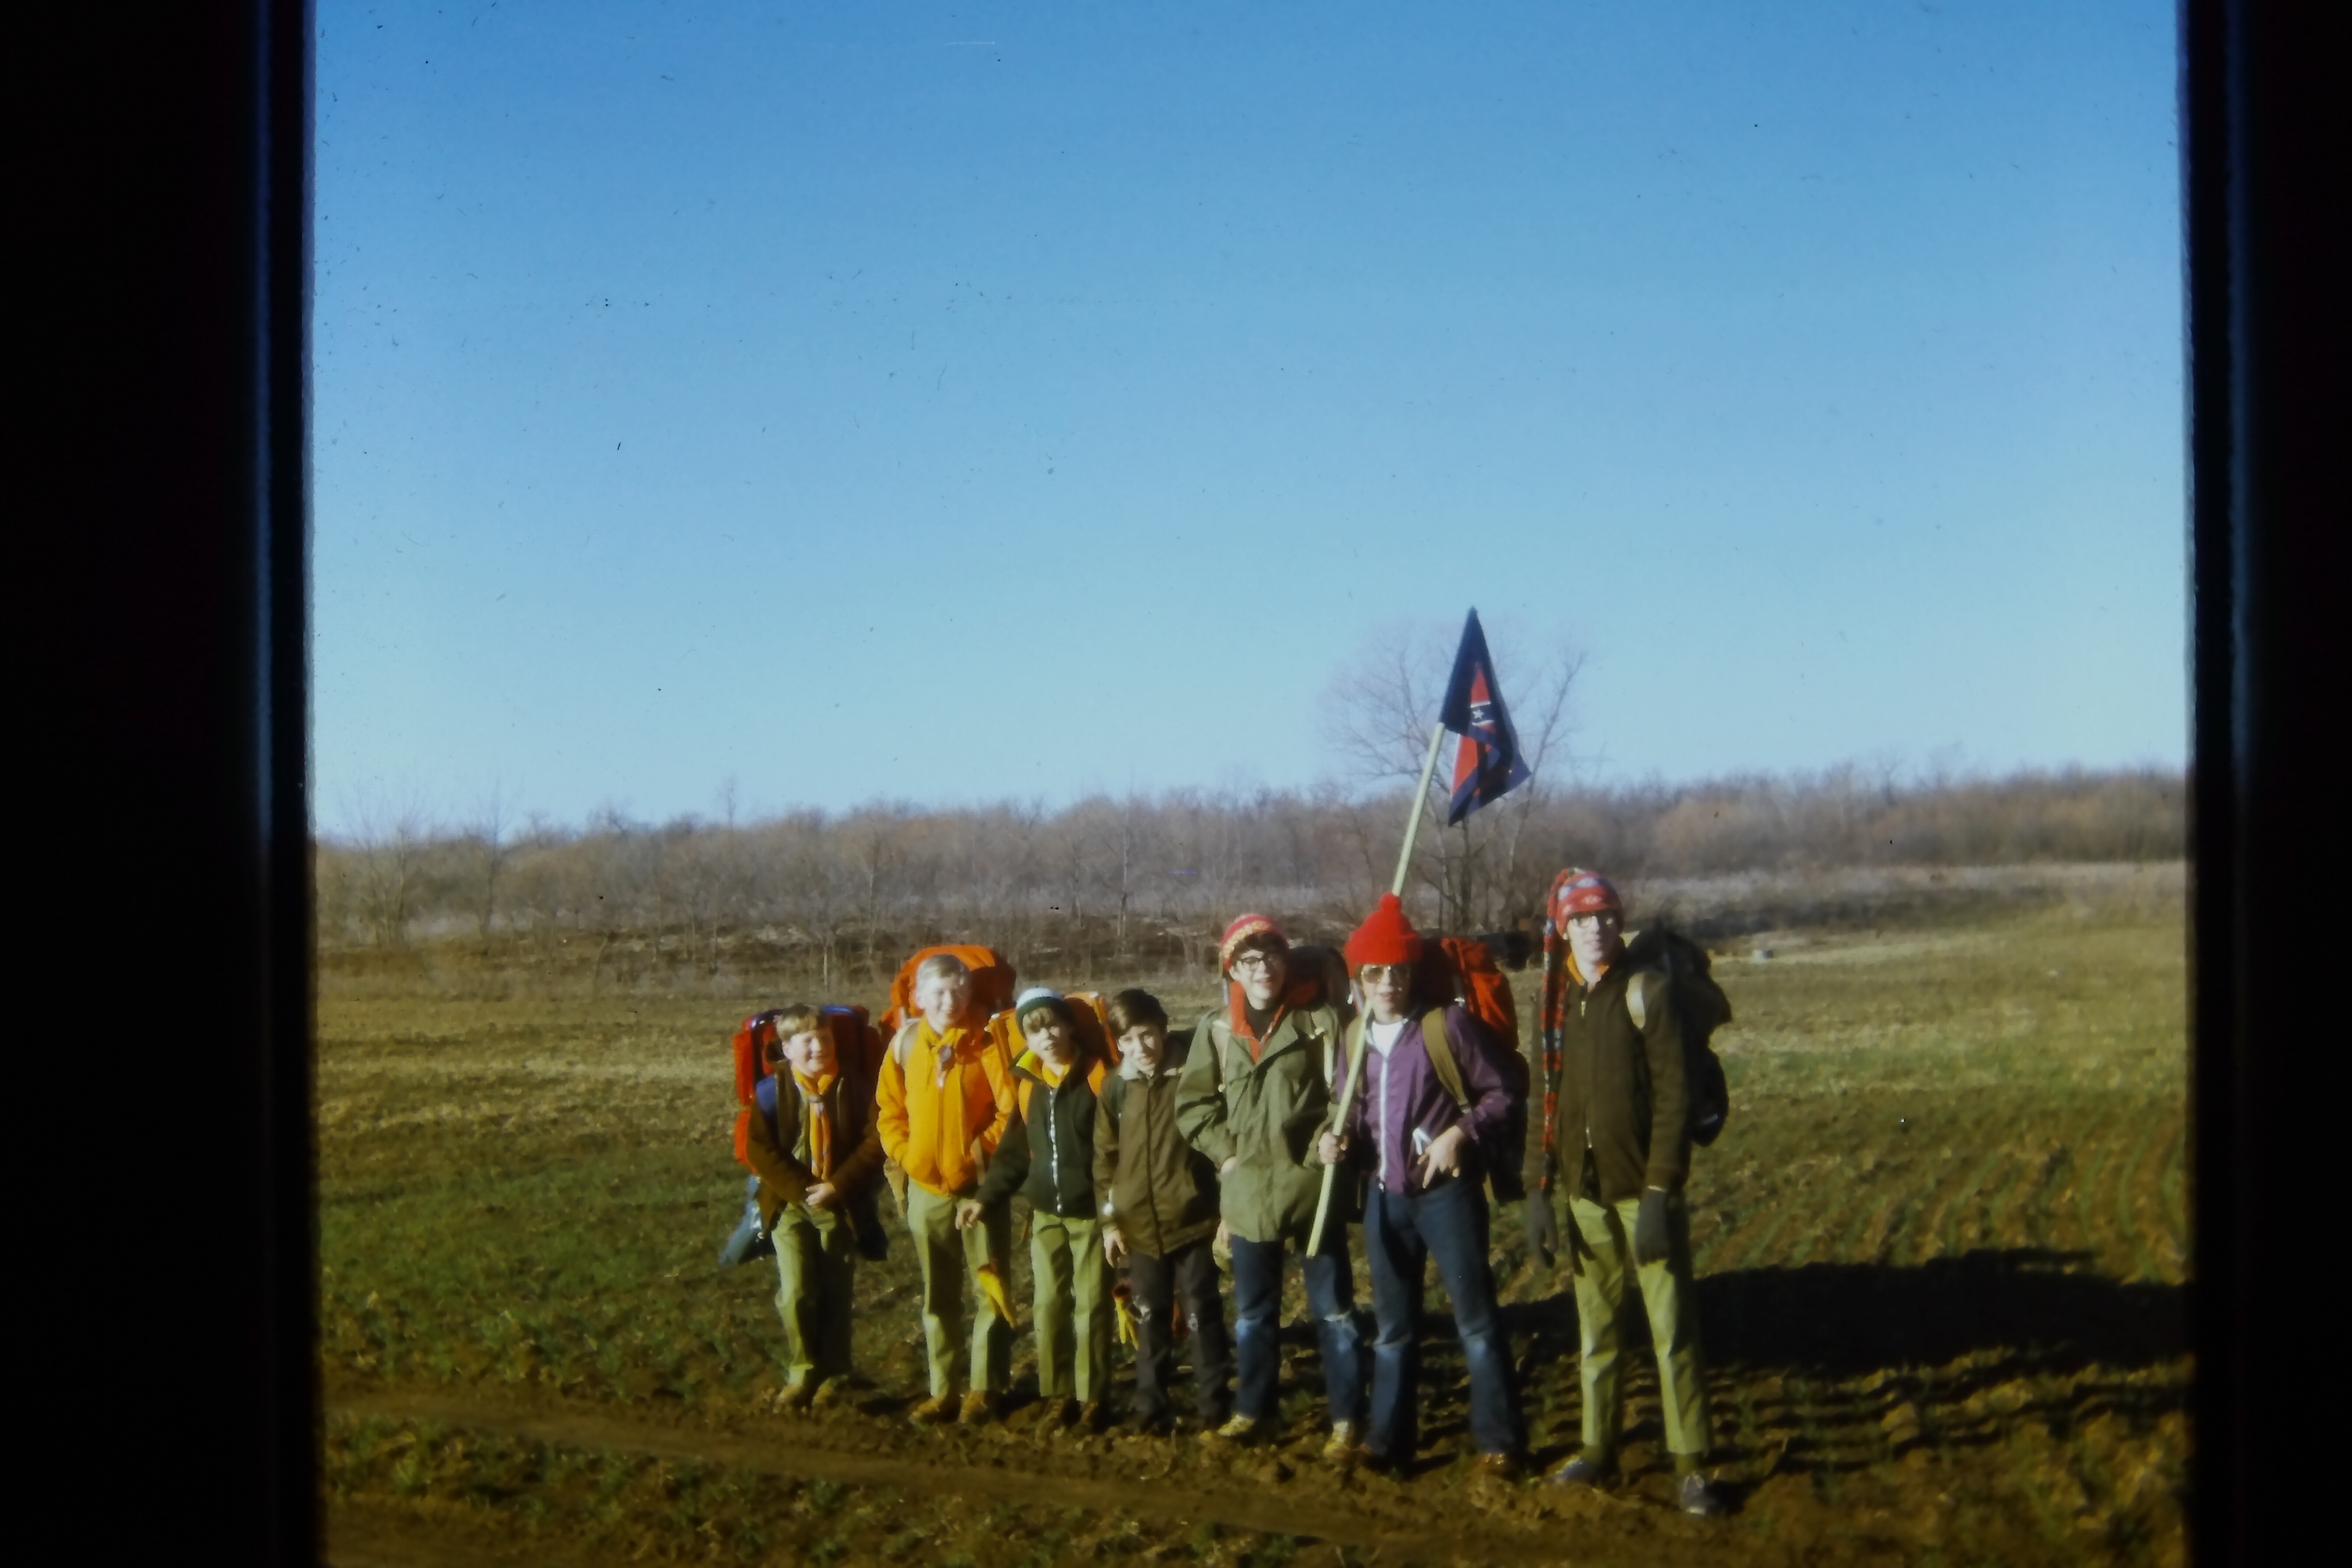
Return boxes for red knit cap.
[1344,893,1424,970]
[1218,912,1289,975]
[1552,869,1622,922]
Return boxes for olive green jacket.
[1094,1030,1223,1257]
[1528,930,1692,1204]
[1175,1000,1346,1245]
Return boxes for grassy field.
[318,872,2188,1567]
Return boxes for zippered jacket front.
[974,1051,1108,1218]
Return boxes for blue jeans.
[1362,1178,1522,1459]
[1229,1230,1363,1425]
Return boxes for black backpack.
[1625,929,1732,1147]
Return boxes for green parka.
[1175,1000,1346,1245]
[1528,929,1693,1204]
[1092,1028,1221,1258]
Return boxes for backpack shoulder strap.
[1419,1008,1471,1112]
[891,1020,921,1068]
[1626,968,1668,1031]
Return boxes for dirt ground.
[318,881,2188,1567]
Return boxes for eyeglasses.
[1230,952,1281,973]
[1358,964,1408,985]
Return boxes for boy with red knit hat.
[1524,869,1722,1516]
[1317,893,1526,1480]
[1174,912,1365,1457]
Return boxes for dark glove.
[1633,1187,1673,1267]
[1523,1194,1558,1269]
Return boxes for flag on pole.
[1437,609,1531,826]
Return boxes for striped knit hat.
[1551,868,1623,925]
[1218,912,1289,975]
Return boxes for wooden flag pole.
[1308,721,1449,1258]
[1391,722,1448,897]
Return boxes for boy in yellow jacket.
[875,951,1016,1424]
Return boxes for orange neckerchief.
[918,1018,973,1087]
[1228,986,1287,1065]
[791,1067,840,1179]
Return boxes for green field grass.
[319,886,2188,1567]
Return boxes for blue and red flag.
[1437,609,1531,826]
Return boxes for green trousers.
[1029,1211,1113,1402]
[1566,1191,1712,1462]
[770,1200,856,1387]
[906,1184,1013,1399]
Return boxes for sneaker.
[773,1382,816,1413]
[1202,1413,1267,1447]
[1543,1453,1616,1489]
[959,1390,999,1425]
[1322,1420,1366,1463]
[907,1394,956,1426]
[1675,1471,1724,1517]
[1472,1452,1522,1484]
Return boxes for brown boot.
[959,1389,999,1425]
[908,1394,956,1426]
[773,1382,816,1413]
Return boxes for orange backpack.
[731,1004,884,1167]
[877,944,1020,1037]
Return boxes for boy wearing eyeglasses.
[1175,914,1365,1459]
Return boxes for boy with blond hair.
[875,952,1016,1424]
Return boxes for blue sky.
[315,1,2184,831]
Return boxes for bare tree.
[344,787,433,948]
[465,785,512,953]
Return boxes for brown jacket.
[745,1070,885,1230]
[1528,932,1692,1204]
[1093,1029,1222,1258]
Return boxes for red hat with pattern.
[1551,868,1623,924]
[1343,893,1424,970]
[1218,912,1289,974]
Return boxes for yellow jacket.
[875,1016,1014,1197]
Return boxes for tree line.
[317,765,2184,982]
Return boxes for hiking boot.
[1322,1420,1367,1464]
[1472,1452,1522,1485]
[1675,1471,1725,1517]
[1129,1409,1175,1438]
[773,1382,816,1413]
[1202,1413,1267,1448]
[1039,1396,1080,1430]
[959,1390,1000,1425]
[810,1380,847,1411]
[908,1394,956,1426]
[1543,1453,1616,1490]
[1076,1401,1110,1435]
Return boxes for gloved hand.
[1523,1194,1558,1269]
[1633,1187,1673,1267]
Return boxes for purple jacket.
[1337,1004,1515,1196]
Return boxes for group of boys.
[737,872,1725,1515]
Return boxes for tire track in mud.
[328,1388,1664,1566]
